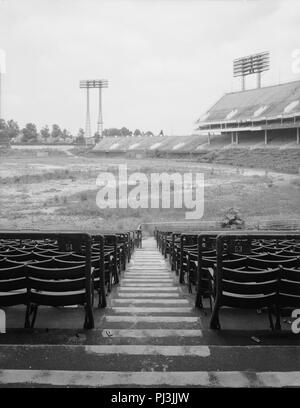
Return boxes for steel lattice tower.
[85,87,91,139]
[97,87,103,136]
[80,79,108,141]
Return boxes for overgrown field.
[0,150,299,232]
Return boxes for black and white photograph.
[0,0,299,392]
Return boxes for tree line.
[0,119,162,145]
[102,128,159,138]
[0,119,85,145]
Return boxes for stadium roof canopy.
[197,79,300,133]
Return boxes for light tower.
[233,51,270,91]
[79,80,92,140]
[79,79,108,141]
[0,49,6,120]
[96,79,108,138]
[0,66,2,120]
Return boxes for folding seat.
[0,248,29,256]
[210,265,280,330]
[20,245,39,252]
[37,249,73,257]
[261,253,299,261]
[116,233,130,265]
[179,235,198,284]
[280,249,300,257]
[222,257,249,269]
[201,249,217,258]
[164,235,173,259]
[34,243,60,250]
[275,267,300,330]
[0,241,19,248]
[171,238,181,273]
[0,263,30,327]
[104,235,119,284]
[179,246,197,284]
[0,259,24,268]
[264,246,291,254]
[169,233,180,270]
[248,256,300,270]
[92,252,112,303]
[209,233,300,330]
[186,243,221,298]
[54,253,86,262]
[160,232,172,257]
[195,257,251,309]
[127,231,135,258]
[104,247,118,286]
[0,232,95,329]
[26,262,94,329]
[277,240,296,248]
[250,247,268,254]
[1,252,35,262]
[194,233,222,308]
[32,252,58,262]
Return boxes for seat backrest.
[0,248,29,256]
[219,266,280,309]
[222,257,248,269]
[248,256,300,269]
[0,263,27,306]
[0,258,24,269]
[0,252,35,262]
[27,263,87,306]
[279,267,300,307]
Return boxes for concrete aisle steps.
[0,237,299,387]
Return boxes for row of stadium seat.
[0,229,142,329]
[155,229,300,330]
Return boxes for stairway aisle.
[0,237,299,387]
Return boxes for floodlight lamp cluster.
[233,52,270,78]
[80,79,108,89]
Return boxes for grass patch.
[0,154,299,231]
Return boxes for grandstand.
[94,80,300,157]
[93,135,208,155]
[92,80,300,174]
[197,79,300,147]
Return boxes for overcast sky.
[0,0,300,135]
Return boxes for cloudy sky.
[0,0,300,135]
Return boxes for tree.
[102,127,133,137]
[6,119,20,140]
[51,124,63,140]
[75,128,85,144]
[0,119,9,145]
[145,131,154,137]
[40,125,50,143]
[134,129,142,136]
[0,119,6,131]
[103,128,121,137]
[120,127,131,136]
[21,123,38,143]
[61,128,70,141]
[94,132,101,144]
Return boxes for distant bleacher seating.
[92,135,300,174]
